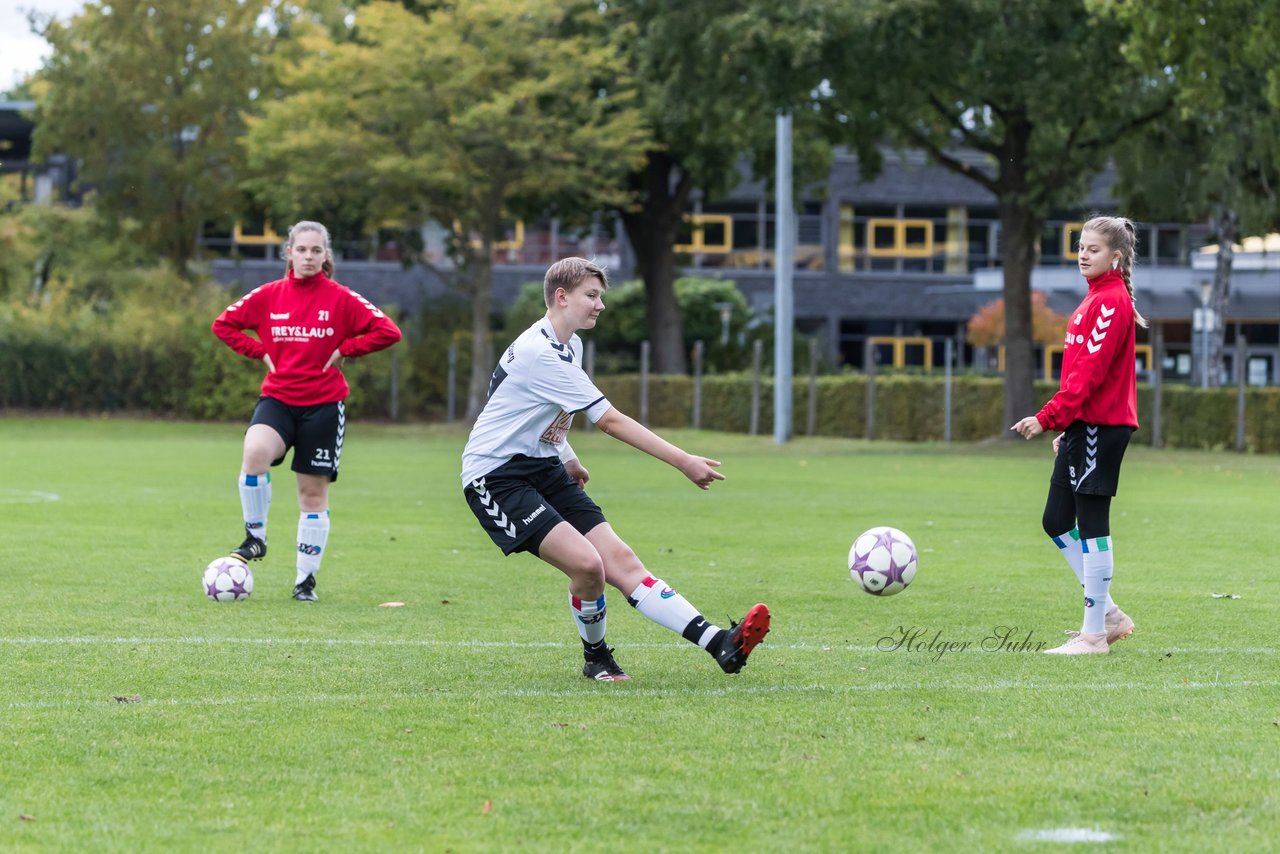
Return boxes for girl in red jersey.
[212,221,401,600]
[1011,215,1144,654]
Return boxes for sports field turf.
[1,416,1276,852]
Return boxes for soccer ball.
[848,526,918,596]
[203,556,254,602]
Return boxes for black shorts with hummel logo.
[1050,421,1134,496]
[249,396,345,482]
[464,455,607,556]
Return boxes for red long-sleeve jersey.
[212,270,402,406]
[1035,269,1138,431]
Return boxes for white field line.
[1016,828,1119,843]
[2,637,1280,660]
[0,489,60,504]
[6,680,1279,710]
[0,636,1276,655]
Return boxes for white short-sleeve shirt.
[460,317,612,485]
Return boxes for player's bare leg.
[231,424,286,563]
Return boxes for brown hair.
[284,220,335,278]
[1081,215,1148,328]
[543,257,608,308]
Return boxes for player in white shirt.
[461,257,771,681]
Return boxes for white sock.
[570,593,607,646]
[1050,528,1084,584]
[628,576,720,648]
[296,510,329,585]
[239,471,271,542]
[1081,536,1114,634]
[1053,528,1116,612]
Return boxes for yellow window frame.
[866,218,934,258]
[1042,343,1153,379]
[675,214,733,253]
[457,219,525,251]
[233,221,283,246]
[868,336,934,370]
[493,219,524,251]
[1062,222,1083,260]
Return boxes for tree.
[598,0,835,374]
[244,0,649,419]
[1091,0,1280,386]
[823,0,1169,431]
[31,0,270,273]
[967,292,1068,350]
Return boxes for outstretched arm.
[594,407,724,489]
[1010,415,1045,440]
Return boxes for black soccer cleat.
[293,574,318,602]
[230,525,267,562]
[582,646,631,682]
[712,603,771,674]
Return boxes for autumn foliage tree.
[967,291,1068,350]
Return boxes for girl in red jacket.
[1011,215,1145,654]
[212,221,402,600]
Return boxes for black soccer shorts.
[249,396,345,482]
[1050,421,1135,497]
[463,455,607,556]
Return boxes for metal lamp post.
[1196,280,1213,388]
[713,301,734,346]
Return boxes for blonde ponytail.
[1083,215,1148,328]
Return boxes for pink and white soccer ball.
[848,526,918,596]
[203,557,254,602]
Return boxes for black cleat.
[293,574,318,602]
[582,646,630,682]
[712,603,771,674]
[230,525,267,562]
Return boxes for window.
[674,213,733,253]
[233,219,282,246]
[1061,222,1083,260]
[866,218,934,257]
[1155,227,1184,265]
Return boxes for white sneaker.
[1105,607,1135,645]
[1045,631,1109,655]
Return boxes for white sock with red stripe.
[628,575,722,649]
[570,593,607,646]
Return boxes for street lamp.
[713,301,734,346]
[1195,280,1213,388]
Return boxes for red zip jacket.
[1035,269,1138,431]
[212,270,402,406]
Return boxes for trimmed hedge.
[2,329,1278,453]
[0,323,399,421]
[596,372,1280,452]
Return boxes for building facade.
[210,147,1279,385]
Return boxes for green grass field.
[1,416,1277,852]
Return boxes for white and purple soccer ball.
[848,526,918,596]
[203,557,254,602]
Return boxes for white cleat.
[1045,630,1109,655]
[1105,607,1135,645]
